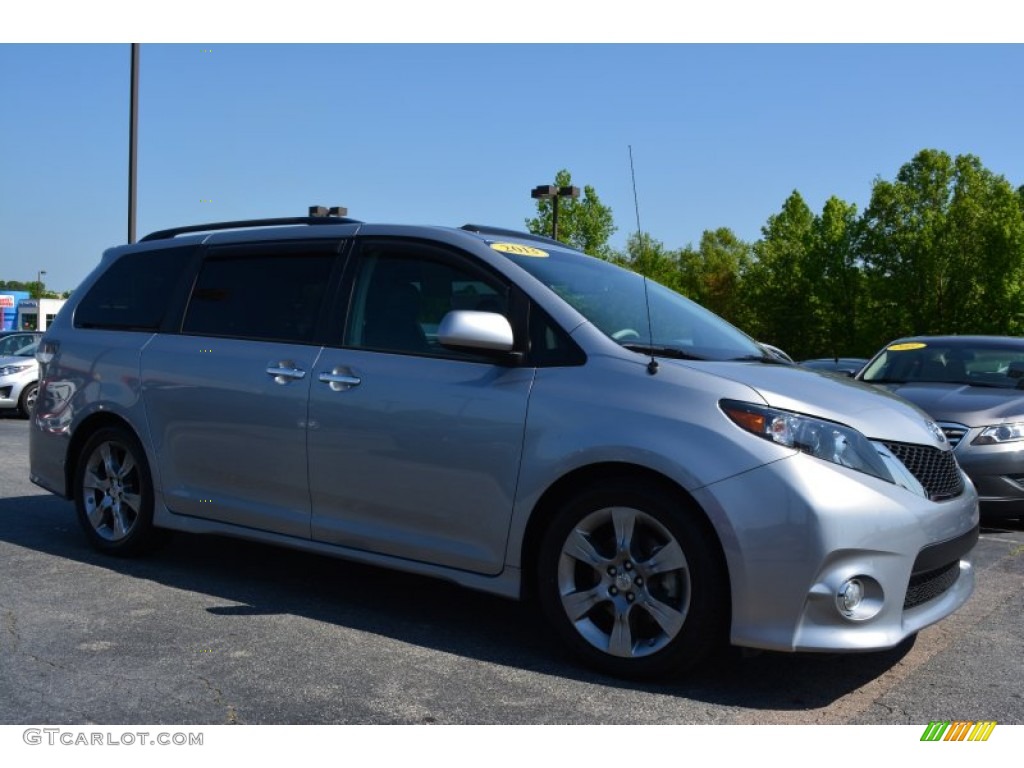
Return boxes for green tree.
[677,228,753,330]
[806,196,867,355]
[861,149,1024,341]
[616,231,680,290]
[744,191,819,358]
[525,169,616,257]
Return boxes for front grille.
[883,441,964,500]
[937,422,969,449]
[904,561,960,609]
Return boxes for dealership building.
[0,292,67,332]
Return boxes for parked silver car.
[0,330,42,356]
[0,339,40,418]
[29,216,978,679]
[858,335,1024,520]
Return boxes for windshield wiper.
[863,377,907,384]
[621,343,708,361]
[728,354,791,365]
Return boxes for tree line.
[0,280,67,300]
[527,150,1024,361]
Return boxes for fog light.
[838,579,864,613]
[833,575,883,621]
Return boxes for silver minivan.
[29,217,979,678]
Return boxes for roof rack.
[140,216,362,242]
[460,224,567,249]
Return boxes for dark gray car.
[858,335,1024,519]
[800,357,869,377]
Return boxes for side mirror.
[437,310,515,353]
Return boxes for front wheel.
[536,482,727,679]
[74,426,166,556]
[17,382,38,418]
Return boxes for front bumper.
[692,452,979,653]
[0,377,30,410]
[955,441,1024,518]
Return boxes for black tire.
[536,480,728,680]
[74,426,166,556]
[17,382,38,419]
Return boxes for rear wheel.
[536,481,727,679]
[74,426,166,555]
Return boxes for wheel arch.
[519,462,731,610]
[65,412,143,502]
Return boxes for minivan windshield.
[505,246,767,362]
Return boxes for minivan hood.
[867,382,1024,427]
[684,361,946,447]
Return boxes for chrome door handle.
[318,371,361,391]
[266,364,307,384]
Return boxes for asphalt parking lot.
[0,413,1021,725]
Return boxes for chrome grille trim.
[936,421,969,449]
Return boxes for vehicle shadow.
[0,492,960,711]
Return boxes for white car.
[0,341,39,418]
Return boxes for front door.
[307,239,534,574]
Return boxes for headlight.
[0,363,33,376]
[972,422,1024,445]
[720,399,895,485]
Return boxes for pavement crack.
[2,607,20,654]
[197,675,242,724]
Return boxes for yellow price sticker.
[887,342,927,351]
[490,242,548,258]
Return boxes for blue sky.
[2,12,1023,292]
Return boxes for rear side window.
[182,252,335,343]
[75,249,193,331]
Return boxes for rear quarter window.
[75,249,194,331]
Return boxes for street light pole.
[36,270,46,299]
[128,43,139,244]
[531,184,580,241]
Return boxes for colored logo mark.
[920,721,996,741]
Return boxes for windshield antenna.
[630,145,658,375]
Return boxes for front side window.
[344,242,509,358]
[182,251,335,343]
